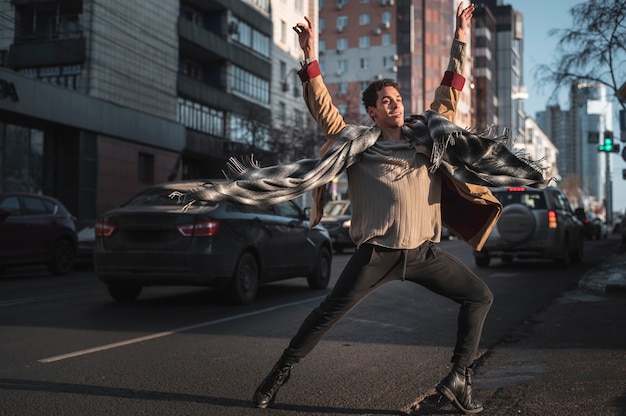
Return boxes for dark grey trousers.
[284,242,493,369]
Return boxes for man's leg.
[404,243,492,414]
[253,245,404,408]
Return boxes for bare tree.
[267,121,326,164]
[561,173,583,207]
[536,0,626,111]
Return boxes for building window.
[294,109,303,126]
[338,82,348,95]
[359,36,370,48]
[382,11,392,24]
[280,20,287,43]
[337,16,348,31]
[338,59,348,74]
[382,33,391,46]
[279,102,286,123]
[0,123,44,193]
[319,40,326,53]
[15,2,82,41]
[337,38,348,51]
[180,5,203,26]
[18,65,82,90]
[360,57,370,70]
[319,18,326,31]
[182,59,203,80]
[231,65,270,104]
[359,14,370,25]
[229,17,270,58]
[138,153,154,185]
[177,98,224,136]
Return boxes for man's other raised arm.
[430,2,475,122]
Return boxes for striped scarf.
[170,110,549,212]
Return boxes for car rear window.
[493,190,547,210]
[125,187,217,207]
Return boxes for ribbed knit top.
[347,139,441,249]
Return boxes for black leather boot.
[436,365,483,414]
[252,360,293,408]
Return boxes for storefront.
[0,68,185,229]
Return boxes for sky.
[509,0,626,215]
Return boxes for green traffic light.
[598,135,614,152]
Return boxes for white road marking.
[38,296,325,363]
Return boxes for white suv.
[474,186,584,267]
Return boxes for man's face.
[367,86,404,128]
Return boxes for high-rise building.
[474,0,525,143]
[472,3,498,129]
[570,83,613,208]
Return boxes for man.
[251,3,497,414]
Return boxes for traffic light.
[598,131,620,152]
[598,131,614,152]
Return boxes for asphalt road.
[0,237,619,416]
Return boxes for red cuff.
[297,61,322,82]
[441,71,465,90]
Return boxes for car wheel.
[230,252,259,304]
[308,246,331,290]
[48,238,76,276]
[107,282,142,302]
[475,255,490,268]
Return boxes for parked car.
[0,192,77,275]
[574,208,604,240]
[590,216,608,239]
[94,180,333,304]
[474,186,584,267]
[319,200,354,253]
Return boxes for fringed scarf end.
[429,132,456,172]
[224,155,262,180]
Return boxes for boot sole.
[436,384,484,414]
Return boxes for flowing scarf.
[170,110,550,212]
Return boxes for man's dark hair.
[362,78,400,109]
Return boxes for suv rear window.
[492,190,547,210]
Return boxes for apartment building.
[0,0,310,227]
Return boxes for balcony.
[8,34,86,68]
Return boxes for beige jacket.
[299,43,501,251]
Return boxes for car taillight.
[95,220,115,237]
[548,210,557,229]
[507,187,526,192]
[583,218,590,224]
[176,220,220,237]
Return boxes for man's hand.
[455,2,475,42]
[293,16,315,59]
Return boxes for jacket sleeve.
[298,61,346,156]
[298,61,347,227]
[430,40,466,122]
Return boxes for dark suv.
[474,186,584,267]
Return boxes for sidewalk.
[473,238,626,415]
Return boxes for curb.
[578,252,626,294]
